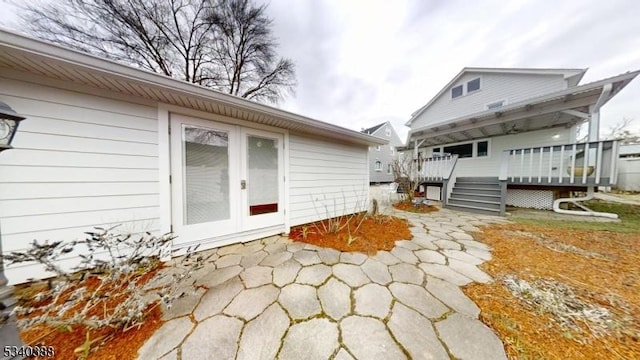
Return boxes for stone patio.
[137,206,510,359]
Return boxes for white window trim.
[387,163,392,174]
[374,160,382,171]
[385,128,391,137]
[376,145,381,151]
[429,138,491,159]
[486,99,507,110]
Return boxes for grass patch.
[511,200,640,233]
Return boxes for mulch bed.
[392,200,439,213]
[463,223,640,360]
[17,267,164,360]
[290,214,413,254]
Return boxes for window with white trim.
[390,146,395,155]
[376,145,381,151]
[375,160,382,171]
[387,164,392,174]
[385,128,391,137]
[451,85,463,99]
[467,78,480,93]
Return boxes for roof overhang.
[404,70,639,149]
[0,29,387,146]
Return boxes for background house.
[0,30,385,284]
[361,121,403,183]
[403,67,639,214]
[617,144,640,191]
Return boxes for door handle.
[241,180,246,189]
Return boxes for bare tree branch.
[18,0,295,104]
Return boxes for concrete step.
[448,197,501,211]
[451,187,501,196]
[445,203,502,215]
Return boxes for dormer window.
[451,85,463,99]
[467,78,480,93]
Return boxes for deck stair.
[446,177,502,214]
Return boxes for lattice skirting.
[506,189,554,210]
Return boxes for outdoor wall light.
[0,101,25,153]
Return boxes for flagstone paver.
[419,263,474,286]
[137,317,193,359]
[415,249,447,264]
[332,263,370,287]
[236,303,290,360]
[278,318,339,360]
[272,259,301,287]
[224,284,279,321]
[389,282,448,319]
[436,313,507,360]
[388,302,449,360]
[279,283,322,319]
[240,265,273,288]
[317,247,341,264]
[388,263,425,285]
[340,252,367,265]
[296,264,332,286]
[426,277,481,318]
[293,249,322,265]
[193,276,243,322]
[361,258,392,285]
[318,277,351,320]
[181,315,242,360]
[354,283,392,318]
[341,316,406,359]
[137,205,508,360]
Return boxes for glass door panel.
[183,126,230,224]
[247,136,279,216]
[241,129,284,231]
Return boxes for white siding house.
[0,30,385,284]
[404,67,639,214]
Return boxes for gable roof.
[361,122,388,135]
[0,28,387,146]
[406,67,587,126]
[403,69,639,148]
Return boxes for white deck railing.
[499,140,619,186]
[414,154,459,182]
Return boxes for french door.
[170,114,284,247]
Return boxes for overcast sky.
[1,0,639,140]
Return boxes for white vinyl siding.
[288,134,368,227]
[0,77,159,284]
[412,72,568,129]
